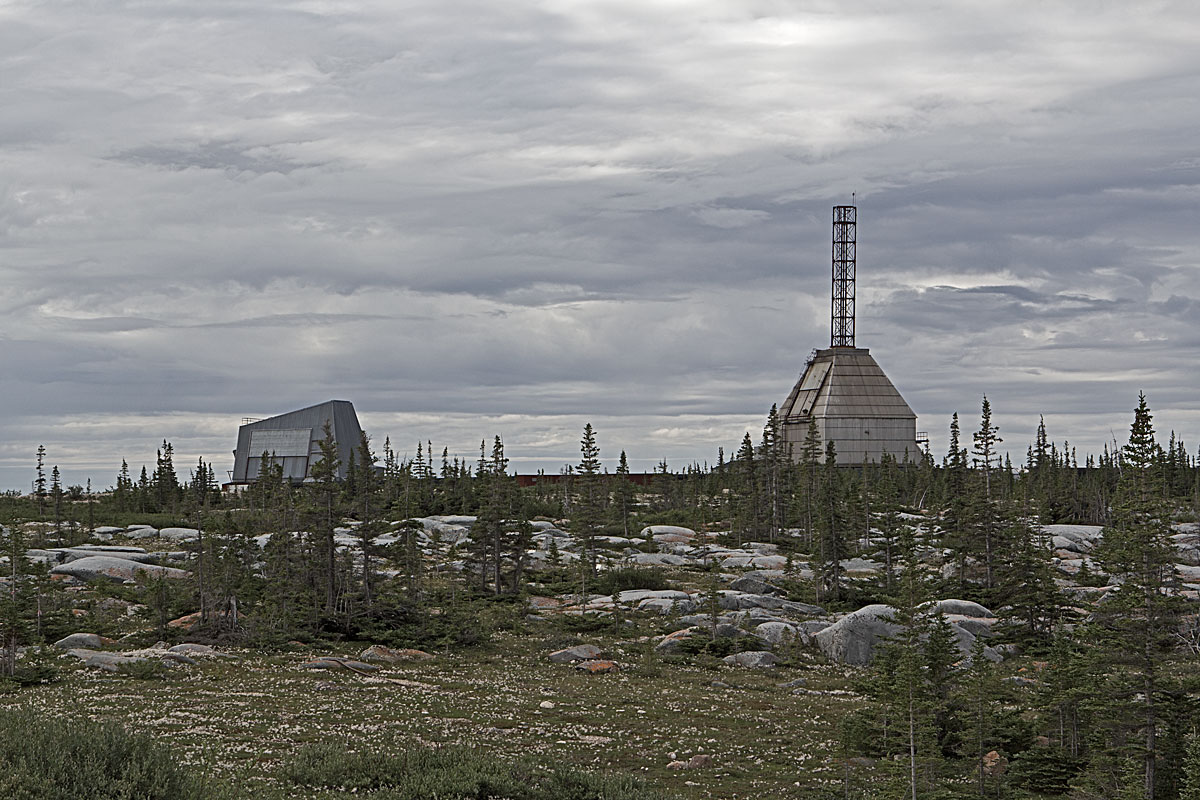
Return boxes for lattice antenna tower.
[830,203,856,347]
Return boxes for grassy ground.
[3,631,863,799]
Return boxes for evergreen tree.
[613,450,635,537]
[136,466,150,513]
[190,456,216,510]
[958,635,1004,797]
[307,422,342,616]
[474,435,516,594]
[114,459,133,512]
[34,445,47,519]
[883,522,942,799]
[1180,735,1200,800]
[353,432,380,608]
[971,396,1003,589]
[996,496,1060,649]
[797,419,822,550]
[153,440,181,511]
[815,440,848,604]
[1090,393,1185,800]
[733,432,760,546]
[759,404,789,542]
[942,413,971,586]
[575,424,604,597]
[872,452,904,596]
[50,466,63,537]
[0,524,30,676]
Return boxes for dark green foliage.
[674,634,759,658]
[352,587,495,650]
[115,659,171,680]
[594,567,673,594]
[283,740,667,800]
[1008,745,1087,795]
[0,708,230,799]
[0,647,62,690]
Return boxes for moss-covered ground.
[3,630,864,799]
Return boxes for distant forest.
[2,393,1200,800]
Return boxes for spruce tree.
[354,432,380,607]
[958,635,1004,797]
[1091,393,1184,800]
[971,396,1003,589]
[942,413,971,586]
[733,432,759,546]
[815,440,848,604]
[760,404,789,542]
[34,445,46,518]
[575,424,604,597]
[1180,735,1200,800]
[307,422,342,616]
[114,459,132,512]
[882,521,942,800]
[614,450,635,537]
[798,419,822,550]
[50,466,63,537]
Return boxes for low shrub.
[0,708,231,799]
[283,741,667,800]
[115,658,171,680]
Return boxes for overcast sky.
[2,1,1199,490]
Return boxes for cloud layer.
[2,1,1199,488]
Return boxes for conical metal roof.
[780,347,921,465]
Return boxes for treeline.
[5,394,1200,640]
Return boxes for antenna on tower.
[831,203,856,347]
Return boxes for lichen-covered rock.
[816,604,1003,665]
[54,633,113,650]
[814,604,902,665]
[50,556,189,583]
[640,525,697,539]
[755,621,801,646]
[575,659,618,674]
[730,575,784,595]
[168,643,235,658]
[638,597,697,615]
[124,526,159,539]
[359,645,435,663]
[931,599,994,618]
[300,658,380,672]
[158,527,201,542]
[630,553,692,567]
[65,648,147,672]
[548,644,601,663]
[723,651,777,668]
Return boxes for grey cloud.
[2,1,1200,486]
[111,142,317,175]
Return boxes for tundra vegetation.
[1,394,1199,799]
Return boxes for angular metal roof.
[230,399,364,483]
[781,348,916,422]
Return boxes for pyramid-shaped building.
[779,206,923,465]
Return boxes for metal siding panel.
[249,428,312,457]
